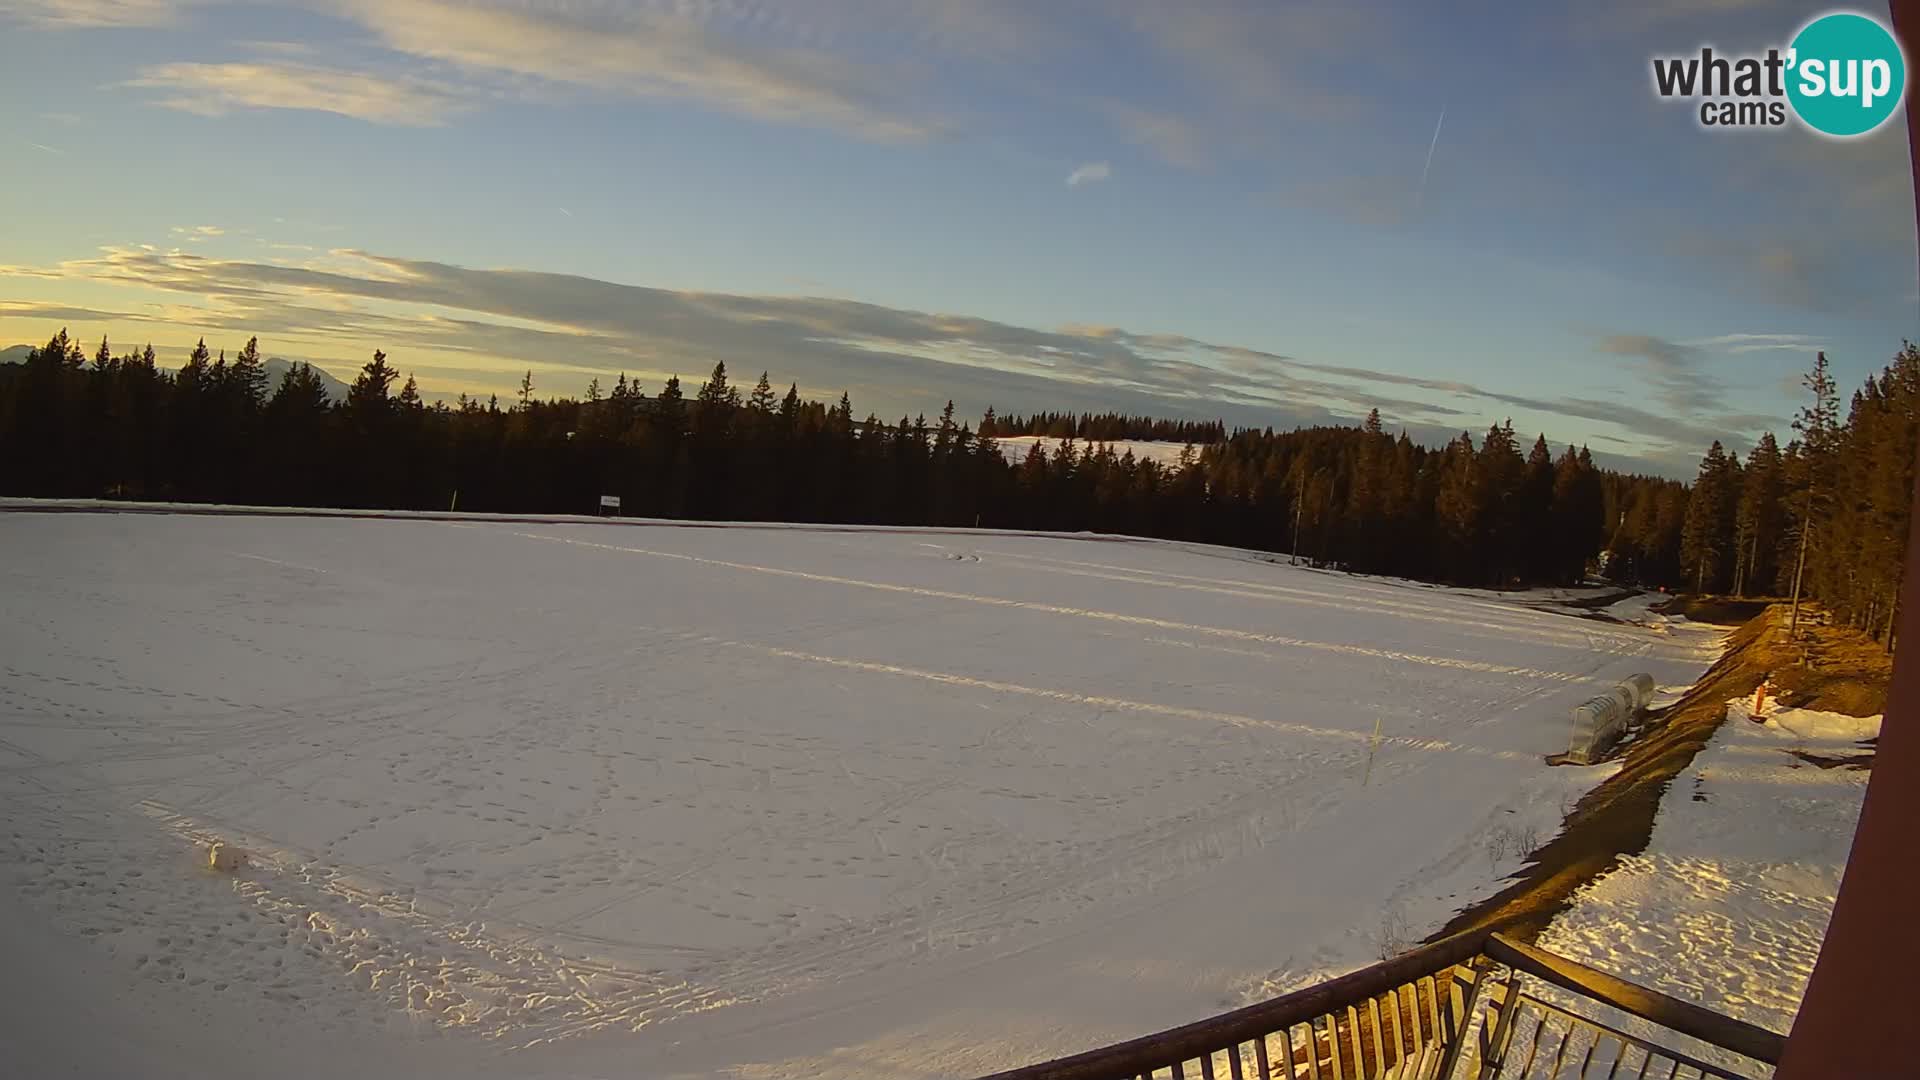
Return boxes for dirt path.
[1429,605,1888,945]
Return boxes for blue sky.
[2,0,1915,475]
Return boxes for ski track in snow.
[0,512,1723,1078]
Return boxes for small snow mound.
[1762,708,1881,744]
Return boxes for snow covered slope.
[995,435,1197,468]
[0,511,1721,1079]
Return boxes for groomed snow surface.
[1,511,1722,1079]
[994,436,1195,469]
[1538,698,1880,1069]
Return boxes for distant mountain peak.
[263,357,350,403]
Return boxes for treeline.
[982,410,1225,444]
[2,327,1912,613]
[1664,348,1918,643]
[1193,417,1612,585]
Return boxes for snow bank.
[1751,705,1881,744]
[1538,698,1880,1059]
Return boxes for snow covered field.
[995,435,1196,468]
[0,510,1721,1079]
[1539,699,1880,1062]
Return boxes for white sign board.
[599,495,621,509]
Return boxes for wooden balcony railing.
[978,931,1784,1080]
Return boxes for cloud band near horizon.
[0,244,1782,475]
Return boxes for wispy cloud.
[1593,331,1802,442]
[1683,333,1822,354]
[129,61,465,126]
[0,0,190,28]
[0,245,1769,471]
[1065,162,1110,188]
[330,0,938,140]
[28,141,65,155]
[1596,333,1722,414]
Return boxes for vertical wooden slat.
[1409,979,1426,1051]
[1401,985,1422,1073]
[1348,1007,1364,1078]
[1433,959,1491,1080]
[1602,1034,1627,1080]
[1423,976,1444,1056]
[1230,1040,1247,1080]
[1327,1014,1346,1080]
[1254,1031,1274,1080]
[1201,1049,1217,1080]
[1378,991,1401,1078]
[1547,1016,1576,1078]
[1476,971,1524,1080]
[1390,983,1405,1068]
[1306,1019,1326,1080]
[1173,1059,1186,1080]
[1576,1023,1601,1078]
[1366,996,1386,1078]
[1521,1009,1547,1078]
[1405,980,1436,1068]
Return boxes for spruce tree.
[347,350,398,415]
[748,371,776,413]
[1680,441,1738,593]
[1787,352,1840,632]
[1733,433,1784,596]
[230,336,267,410]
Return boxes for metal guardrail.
[978,933,1783,1080]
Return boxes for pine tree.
[1732,433,1784,596]
[935,400,957,457]
[695,362,739,408]
[270,361,333,415]
[1433,433,1483,581]
[1680,441,1739,593]
[1787,351,1840,632]
[178,338,212,394]
[1474,421,1527,582]
[748,371,776,414]
[43,328,82,369]
[230,336,267,410]
[657,376,686,432]
[347,349,399,415]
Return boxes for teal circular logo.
[1787,12,1906,137]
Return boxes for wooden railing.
[978,932,1784,1080]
